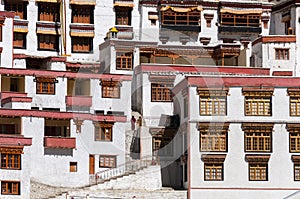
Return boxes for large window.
[101,80,120,98]
[35,77,56,94]
[38,34,59,51]
[161,8,201,26]
[94,122,113,141]
[38,3,60,22]
[220,13,260,27]
[246,155,270,181]
[198,123,229,152]
[275,48,289,60]
[197,88,228,116]
[1,154,21,170]
[201,154,226,181]
[243,88,273,116]
[243,123,273,152]
[115,7,132,25]
[72,5,94,24]
[99,155,116,168]
[151,83,173,102]
[5,1,27,19]
[71,37,93,53]
[1,181,20,195]
[287,124,300,152]
[116,52,133,70]
[13,32,26,49]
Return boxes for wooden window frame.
[220,13,260,27]
[161,9,201,26]
[13,32,26,49]
[35,77,56,95]
[275,48,289,60]
[99,155,116,168]
[71,37,93,53]
[153,137,173,157]
[292,156,300,181]
[201,154,226,181]
[116,52,133,70]
[101,80,121,98]
[290,97,300,116]
[5,1,27,20]
[94,122,113,142]
[242,123,273,152]
[38,2,60,22]
[1,181,20,195]
[287,124,300,153]
[115,7,132,25]
[69,162,77,172]
[198,123,229,152]
[37,34,59,51]
[71,5,94,24]
[151,83,173,102]
[249,163,268,181]
[243,89,273,116]
[1,153,21,170]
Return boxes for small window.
[153,137,173,156]
[94,122,113,141]
[151,83,173,102]
[249,163,268,181]
[292,156,300,181]
[1,181,20,195]
[115,7,132,25]
[201,154,226,181]
[35,77,56,95]
[101,81,120,98]
[13,32,26,49]
[99,155,116,168]
[71,37,93,53]
[69,162,77,172]
[1,154,21,170]
[116,52,133,70]
[38,34,59,51]
[287,124,300,153]
[72,5,94,24]
[275,48,289,60]
[243,89,273,116]
[38,3,60,22]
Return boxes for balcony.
[1,91,32,105]
[44,137,76,149]
[106,26,134,40]
[0,134,32,146]
[65,96,92,107]
[219,26,262,34]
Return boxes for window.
[198,123,229,152]
[69,162,77,172]
[13,32,26,49]
[151,83,173,102]
[71,37,93,53]
[0,26,2,42]
[153,137,173,156]
[243,123,273,152]
[1,181,20,195]
[292,156,300,181]
[201,154,226,181]
[35,77,56,94]
[99,155,116,168]
[115,7,132,25]
[197,88,228,116]
[38,34,58,51]
[220,13,260,27]
[116,52,133,70]
[94,122,113,141]
[275,48,289,60]
[1,154,21,170]
[38,3,60,22]
[246,155,270,181]
[243,88,273,116]
[44,119,70,137]
[161,9,201,26]
[101,80,120,98]
[72,5,94,24]
[288,89,300,116]
[5,1,27,19]
[287,124,300,152]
